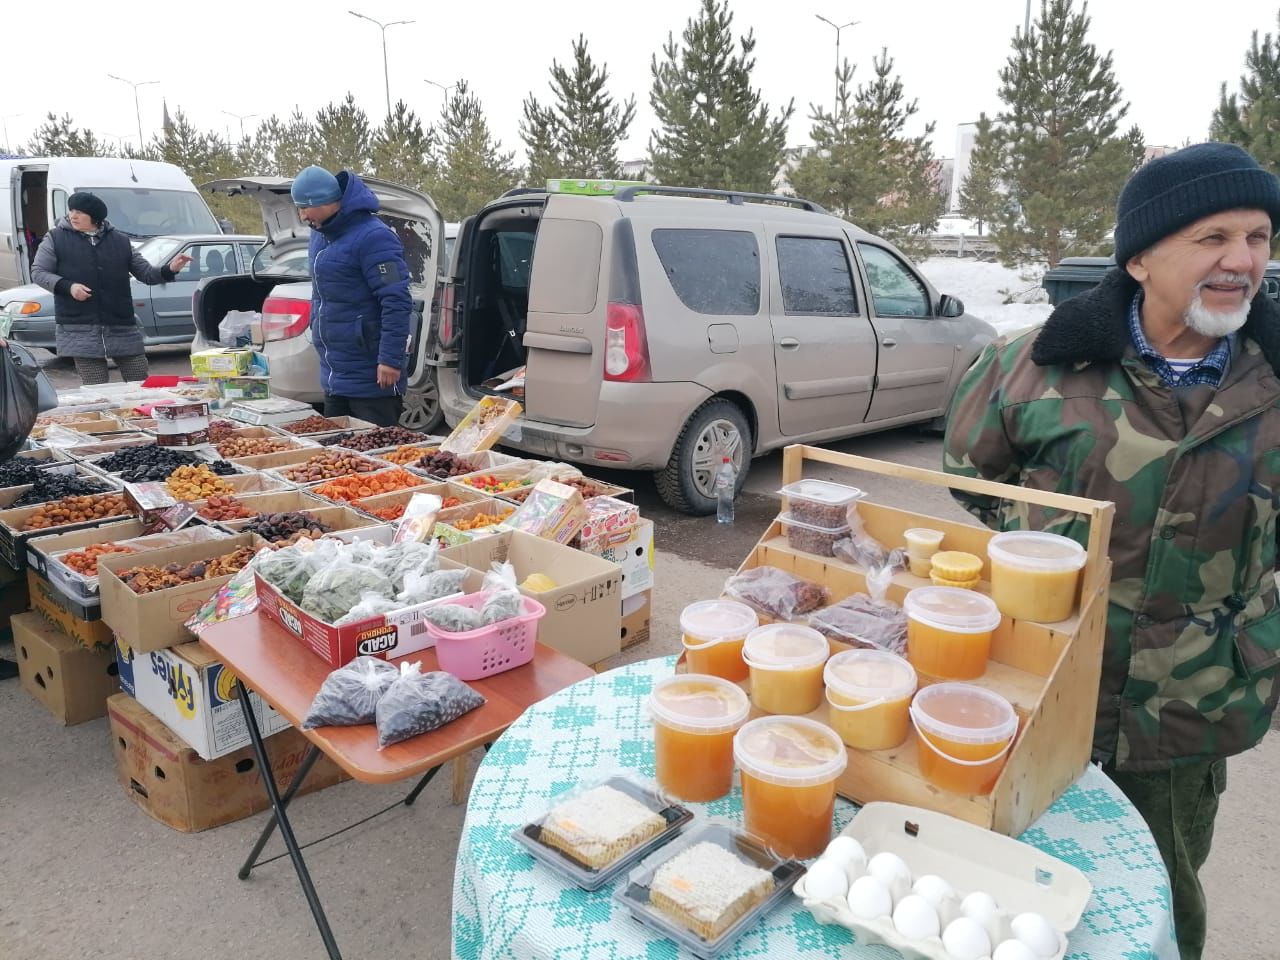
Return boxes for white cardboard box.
[580,519,653,599]
[124,640,290,760]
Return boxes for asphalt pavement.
[1,349,1275,958]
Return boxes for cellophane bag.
[303,657,400,729]
[375,661,485,748]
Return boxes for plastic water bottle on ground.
[715,457,735,524]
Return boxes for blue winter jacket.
[308,172,412,399]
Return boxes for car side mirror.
[938,294,965,318]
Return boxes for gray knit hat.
[1114,142,1280,265]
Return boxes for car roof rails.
[613,184,827,214]
[497,187,547,199]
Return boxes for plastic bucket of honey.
[903,587,1002,680]
[910,682,1017,795]
[987,531,1086,622]
[742,624,830,715]
[733,715,847,859]
[824,649,918,751]
[680,599,759,682]
[648,674,751,802]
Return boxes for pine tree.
[371,100,438,190]
[311,94,372,174]
[25,113,111,157]
[433,80,520,221]
[647,0,793,192]
[256,110,318,178]
[983,0,1144,266]
[790,52,941,255]
[521,34,637,184]
[1211,14,1280,177]
[958,114,1007,235]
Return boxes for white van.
[0,156,221,290]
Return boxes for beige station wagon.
[430,185,996,515]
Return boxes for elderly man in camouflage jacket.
[945,142,1280,959]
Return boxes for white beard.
[1183,275,1253,338]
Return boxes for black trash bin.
[1043,256,1280,307]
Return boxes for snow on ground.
[918,257,1054,338]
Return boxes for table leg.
[239,744,322,880]
[402,763,442,807]
[234,680,343,960]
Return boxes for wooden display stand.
[738,446,1114,837]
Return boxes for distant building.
[935,158,955,199]
[619,158,650,181]
[1143,145,1176,164]
[772,145,809,195]
[949,121,979,213]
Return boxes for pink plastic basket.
[427,592,546,680]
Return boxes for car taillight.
[604,302,651,382]
[439,284,457,349]
[261,297,311,342]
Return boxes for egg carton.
[794,803,1090,960]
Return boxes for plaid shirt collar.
[1128,292,1233,387]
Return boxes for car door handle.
[881,338,897,348]
[778,337,800,349]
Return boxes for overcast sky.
[4,0,1277,165]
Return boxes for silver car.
[2,233,266,351]
[432,185,997,514]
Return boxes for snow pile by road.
[918,257,1054,338]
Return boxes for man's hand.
[168,254,193,273]
[377,364,400,389]
[70,283,92,301]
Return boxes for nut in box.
[778,479,865,528]
[778,511,850,558]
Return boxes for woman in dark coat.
[31,191,192,385]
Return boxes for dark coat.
[308,173,412,399]
[31,218,175,358]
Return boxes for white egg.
[804,858,850,901]
[847,875,894,920]
[912,874,957,909]
[824,835,869,878]
[867,851,913,902]
[961,890,1001,927]
[1011,912,1060,958]
[892,894,942,940]
[992,939,1040,960]
[942,917,993,960]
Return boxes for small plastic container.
[778,512,850,558]
[513,774,694,891]
[649,674,751,802]
[613,821,806,959]
[904,527,944,556]
[903,587,1002,680]
[778,479,865,527]
[681,599,759,682]
[733,715,848,859]
[824,649,918,751]
[742,624,830,715]
[910,683,1018,795]
[988,531,1087,622]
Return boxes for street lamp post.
[108,74,159,149]
[1,113,21,153]
[815,13,860,117]
[349,10,414,117]
[223,111,259,141]
[423,78,458,111]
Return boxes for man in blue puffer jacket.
[292,166,412,426]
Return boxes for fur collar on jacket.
[1031,266,1280,376]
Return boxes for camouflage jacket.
[945,268,1280,772]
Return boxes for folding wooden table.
[199,613,595,960]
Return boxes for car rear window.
[652,229,760,315]
[529,219,602,314]
[776,236,859,315]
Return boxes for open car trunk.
[457,202,543,396]
[193,275,286,346]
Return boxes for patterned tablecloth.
[453,657,1177,959]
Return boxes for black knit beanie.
[1113,142,1280,265]
[67,191,108,225]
